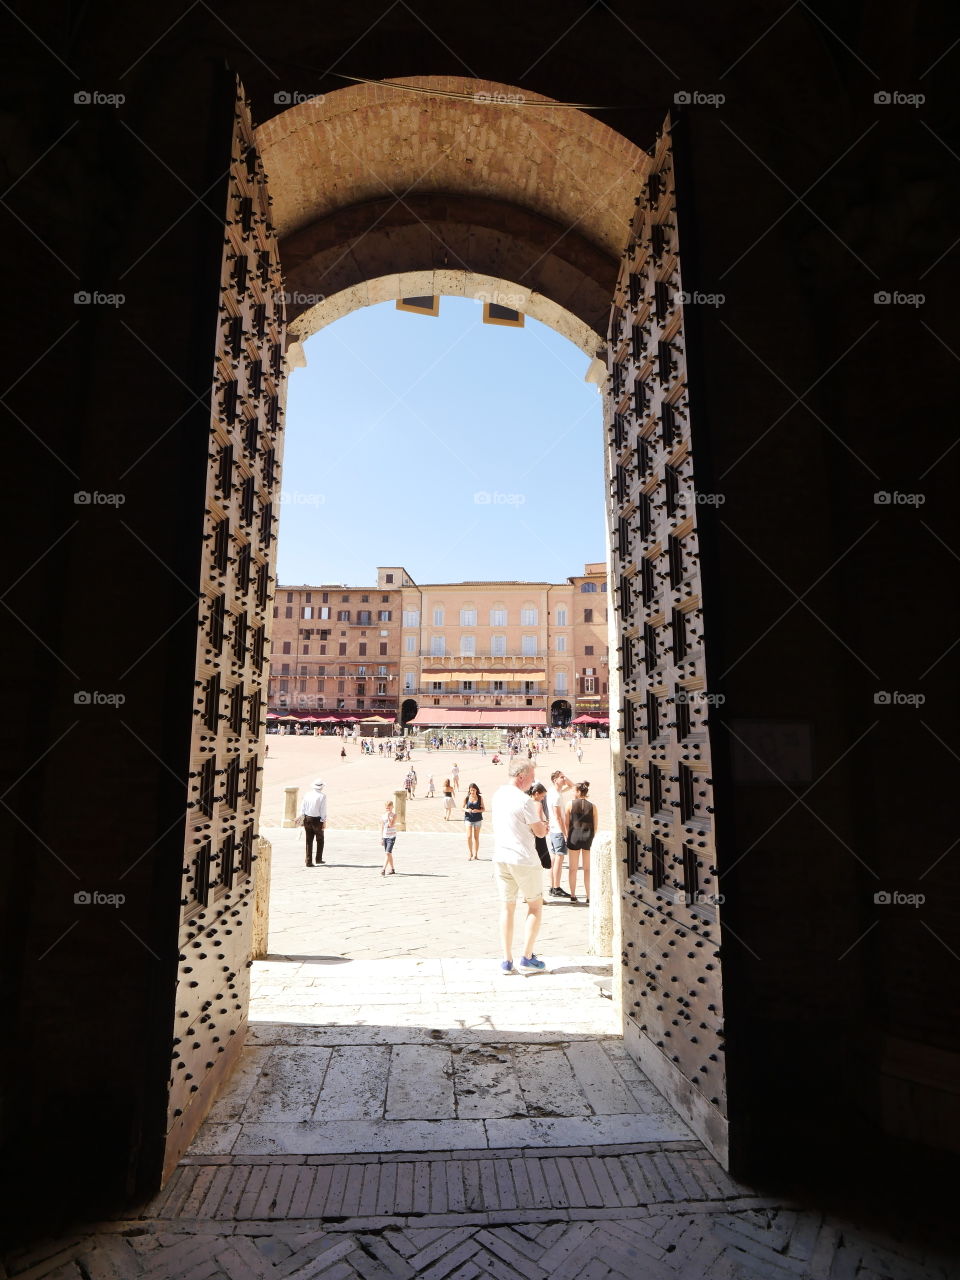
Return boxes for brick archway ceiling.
[256,76,649,353]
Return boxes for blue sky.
[276,297,606,586]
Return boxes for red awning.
[409,708,547,727]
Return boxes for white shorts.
[493,862,543,903]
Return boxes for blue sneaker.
[500,960,515,974]
[519,954,546,971]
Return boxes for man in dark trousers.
[301,779,327,866]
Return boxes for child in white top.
[381,801,398,875]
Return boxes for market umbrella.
[571,714,597,724]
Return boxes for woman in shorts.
[565,781,597,903]
[463,783,485,859]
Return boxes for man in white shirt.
[491,759,549,973]
[546,770,573,899]
[301,779,327,866]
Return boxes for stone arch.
[257,76,649,350]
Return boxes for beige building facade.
[268,564,609,727]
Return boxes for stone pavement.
[263,829,596,960]
[260,736,612,832]
[191,957,686,1159]
[6,787,956,1277]
[7,957,956,1278]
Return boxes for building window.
[341,595,350,602]
[298,679,306,692]
[356,683,366,696]
[300,665,308,676]
[431,636,445,656]
[378,610,392,622]
[385,573,394,583]
[358,666,367,677]
[584,676,596,693]
[338,643,346,655]
[490,608,506,627]
[460,607,476,626]
[282,641,291,654]
[361,594,369,603]
[359,643,367,656]
[319,644,326,655]
[556,671,568,692]
[460,635,476,656]
[405,635,416,653]
[357,610,371,624]
[280,663,290,675]
[555,606,567,626]
[286,592,293,603]
[521,607,538,626]
[319,606,330,619]
[524,680,537,693]
[493,680,504,691]
[377,681,387,695]
[404,672,415,691]
[556,636,567,652]
[377,665,387,676]
[303,644,310,654]
[337,680,345,693]
[379,643,387,655]
[492,634,506,656]
[580,582,598,592]
[273,607,278,618]
[321,592,328,603]
[432,606,444,626]
[584,608,593,623]
[601,582,607,591]
[463,681,473,692]
[585,645,594,655]
[432,681,443,692]
[403,610,420,627]
[302,606,313,619]
[521,635,536,656]
[279,680,288,693]
[285,606,293,619]
[305,593,312,604]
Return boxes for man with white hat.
[301,779,327,866]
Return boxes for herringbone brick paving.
[5,1142,955,1279]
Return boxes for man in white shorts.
[491,758,549,973]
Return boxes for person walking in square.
[380,800,398,875]
[301,779,327,866]
[451,762,460,794]
[566,781,597,903]
[463,783,485,859]
[546,769,573,898]
[443,778,455,818]
[491,759,549,974]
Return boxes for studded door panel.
[164,80,285,1176]
[607,117,727,1157]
